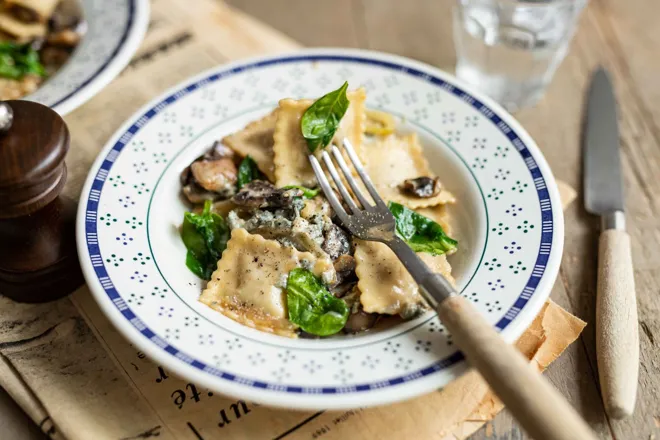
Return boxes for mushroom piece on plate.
[399,176,442,198]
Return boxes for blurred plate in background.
[25,0,149,115]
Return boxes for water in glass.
[454,0,587,112]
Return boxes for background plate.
[77,48,564,410]
[25,0,149,115]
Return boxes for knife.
[584,67,639,419]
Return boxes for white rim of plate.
[76,48,564,410]
[27,0,149,116]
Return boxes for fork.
[310,139,596,440]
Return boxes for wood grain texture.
[225,1,659,439]
[225,0,361,48]
[596,230,639,419]
[358,0,456,70]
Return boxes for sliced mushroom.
[204,140,235,160]
[330,281,356,298]
[343,309,379,334]
[181,182,219,204]
[211,199,237,217]
[46,29,80,47]
[333,254,356,274]
[232,181,302,210]
[39,46,71,69]
[181,142,240,204]
[399,176,442,198]
[322,224,351,260]
[332,254,356,289]
[341,291,379,334]
[48,9,81,32]
[399,302,428,320]
[190,157,237,196]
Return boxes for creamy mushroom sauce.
[179,88,458,338]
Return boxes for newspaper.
[0,0,584,438]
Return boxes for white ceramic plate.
[24,0,149,115]
[77,49,563,410]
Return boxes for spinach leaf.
[181,200,229,280]
[286,268,349,336]
[237,155,265,189]
[185,251,206,280]
[388,202,458,256]
[300,81,350,152]
[0,43,45,80]
[282,185,321,198]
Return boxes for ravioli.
[273,88,366,187]
[5,0,60,23]
[0,12,45,41]
[354,240,454,316]
[222,109,278,181]
[184,84,465,338]
[199,228,336,337]
[361,133,455,209]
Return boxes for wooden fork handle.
[386,237,596,438]
[437,295,597,440]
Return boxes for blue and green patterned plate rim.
[76,48,564,410]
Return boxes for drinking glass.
[453,0,587,112]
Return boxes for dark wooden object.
[0,100,83,302]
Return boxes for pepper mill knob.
[0,103,14,132]
[0,100,83,302]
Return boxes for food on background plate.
[0,0,83,100]
[180,82,458,338]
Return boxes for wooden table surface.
[221,1,659,439]
[1,1,658,439]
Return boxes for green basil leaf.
[181,214,208,261]
[282,185,320,198]
[185,251,207,280]
[0,54,22,80]
[0,43,45,80]
[22,48,45,76]
[388,201,458,256]
[286,268,349,336]
[301,81,350,152]
[180,200,229,279]
[237,155,265,189]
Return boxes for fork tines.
[309,139,387,220]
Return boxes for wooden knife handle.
[596,229,639,418]
[437,295,597,440]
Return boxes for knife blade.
[583,67,639,419]
[584,67,625,217]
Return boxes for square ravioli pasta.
[361,133,455,209]
[354,204,455,317]
[355,241,454,316]
[199,228,336,338]
[221,109,278,182]
[273,88,366,187]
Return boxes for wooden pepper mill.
[0,100,83,302]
